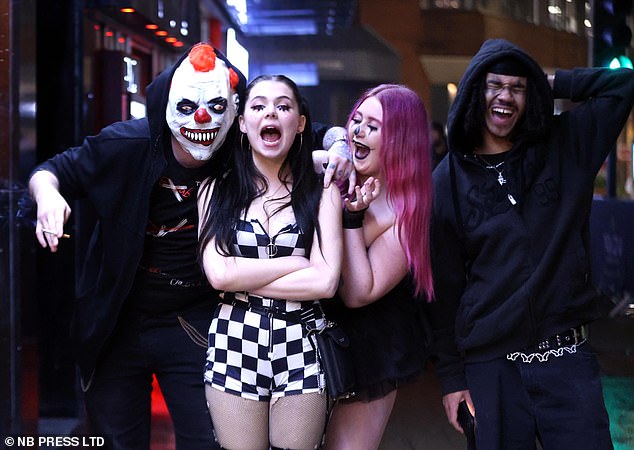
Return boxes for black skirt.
[322,278,432,401]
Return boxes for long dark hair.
[198,74,322,258]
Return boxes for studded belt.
[507,325,587,363]
[528,325,587,352]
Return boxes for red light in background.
[165,37,177,43]
[208,17,221,48]
[173,41,184,48]
[118,37,125,43]
[145,24,159,30]
[155,30,168,37]
[120,8,135,13]
[105,31,114,37]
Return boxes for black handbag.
[312,321,356,401]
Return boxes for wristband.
[342,208,366,229]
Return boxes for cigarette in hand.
[42,228,71,239]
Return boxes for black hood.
[447,39,553,154]
[145,44,247,146]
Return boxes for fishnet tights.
[206,385,327,450]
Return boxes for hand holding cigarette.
[42,228,71,239]
[29,171,72,253]
[39,227,71,253]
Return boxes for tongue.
[355,147,370,160]
[262,129,281,142]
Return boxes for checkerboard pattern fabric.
[233,219,305,259]
[204,218,324,401]
[205,301,325,401]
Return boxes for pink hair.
[347,84,434,301]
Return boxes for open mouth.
[180,127,219,146]
[261,126,282,143]
[352,140,371,160]
[491,105,514,119]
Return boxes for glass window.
[420,0,588,36]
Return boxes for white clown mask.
[166,43,240,161]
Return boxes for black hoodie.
[31,45,246,387]
[430,39,634,395]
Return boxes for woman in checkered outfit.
[323,85,435,450]
[198,75,343,450]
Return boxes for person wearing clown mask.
[28,43,243,450]
[166,43,241,163]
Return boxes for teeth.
[183,129,218,143]
[492,107,512,115]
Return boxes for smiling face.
[483,72,527,149]
[166,47,239,161]
[239,79,306,167]
[348,95,382,178]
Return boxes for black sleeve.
[311,122,331,150]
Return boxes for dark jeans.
[84,313,219,450]
[465,342,613,450]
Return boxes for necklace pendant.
[508,194,517,205]
[497,173,506,185]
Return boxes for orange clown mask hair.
[166,43,240,161]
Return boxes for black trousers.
[85,313,219,450]
[465,342,613,450]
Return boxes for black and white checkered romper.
[204,218,326,401]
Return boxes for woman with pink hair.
[324,84,434,449]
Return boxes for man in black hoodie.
[430,38,634,449]
[29,43,244,450]
[28,43,350,449]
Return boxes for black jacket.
[430,39,634,395]
[31,47,246,386]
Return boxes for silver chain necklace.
[475,154,517,206]
[477,155,507,185]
